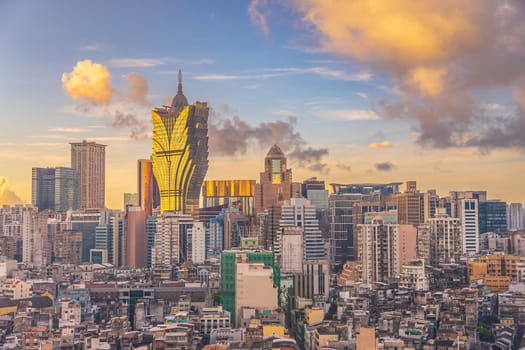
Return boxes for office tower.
[151,71,209,216]
[258,205,281,251]
[127,207,146,268]
[328,193,362,265]
[202,180,256,218]
[137,159,159,218]
[70,140,106,209]
[424,209,462,266]
[191,222,206,264]
[508,203,524,229]
[356,216,400,284]
[424,189,440,222]
[460,198,479,254]
[330,182,402,197]
[280,197,326,260]
[54,167,79,212]
[390,181,424,225]
[151,211,194,267]
[220,250,277,325]
[255,145,293,214]
[479,200,507,234]
[68,209,104,263]
[32,168,55,211]
[449,190,487,218]
[302,177,329,209]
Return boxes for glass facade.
[151,74,209,215]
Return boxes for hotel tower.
[151,70,209,216]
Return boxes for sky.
[0,0,524,209]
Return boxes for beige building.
[391,181,424,225]
[235,262,278,327]
[399,224,418,266]
[356,327,378,350]
[0,279,32,300]
[70,141,106,209]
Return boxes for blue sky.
[1,0,524,208]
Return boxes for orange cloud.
[0,177,23,206]
[368,141,393,149]
[62,60,113,104]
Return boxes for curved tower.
[152,70,209,216]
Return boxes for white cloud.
[48,127,89,133]
[107,58,169,68]
[80,43,104,51]
[355,92,368,99]
[324,109,380,121]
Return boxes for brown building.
[399,224,418,266]
[53,230,82,265]
[391,181,424,225]
[126,207,146,268]
[137,159,158,218]
[255,145,292,215]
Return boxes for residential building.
[391,181,424,225]
[70,140,106,209]
[191,221,206,264]
[460,198,479,255]
[151,211,193,267]
[126,206,146,268]
[508,203,524,230]
[0,279,32,300]
[425,209,462,267]
[399,259,428,291]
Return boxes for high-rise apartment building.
[279,197,326,260]
[127,207,146,268]
[255,145,293,214]
[508,203,524,230]
[70,140,106,209]
[151,71,209,216]
[151,211,194,267]
[356,217,400,284]
[424,209,462,267]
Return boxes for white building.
[508,203,524,230]
[191,222,206,264]
[0,257,18,280]
[274,226,304,274]
[356,217,400,285]
[279,197,326,261]
[59,299,82,327]
[199,306,231,334]
[399,259,428,291]
[152,211,193,267]
[0,279,32,300]
[460,199,479,255]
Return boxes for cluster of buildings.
[1,72,525,349]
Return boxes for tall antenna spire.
[177,69,183,94]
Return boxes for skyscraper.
[32,168,55,211]
[137,159,159,217]
[32,167,78,212]
[255,145,293,214]
[54,167,79,212]
[70,140,106,209]
[151,70,209,216]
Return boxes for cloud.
[192,66,370,82]
[355,92,368,99]
[107,58,168,68]
[375,162,395,172]
[125,72,149,105]
[62,60,113,104]
[249,0,270,38]
[80,43,104,52]
[368,141,393,149]
[48,127,89,133]
[0,177,23,206]
[208,112,329,171]
[277,0,525,150]
[336,163,352,171]
[62,60,151,139]
[324,109,379,121]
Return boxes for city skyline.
[1,1,525,209]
